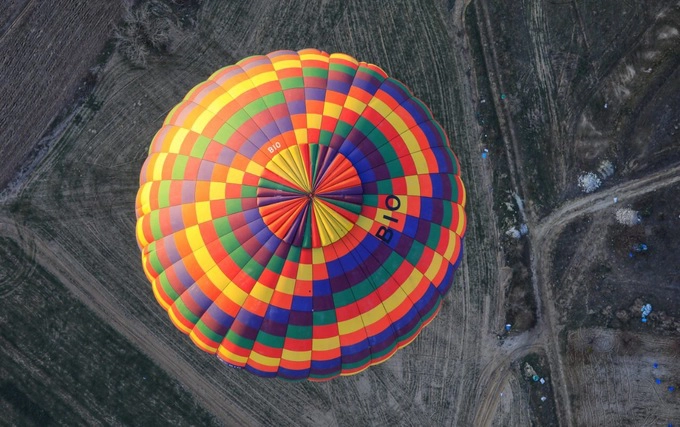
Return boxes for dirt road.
[466,0,680,423]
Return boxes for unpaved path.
[467,0,680,423]
[469,162,680,426]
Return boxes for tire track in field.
[0,217,260,426]
[528,0,566,189]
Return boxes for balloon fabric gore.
[135,49,467,381]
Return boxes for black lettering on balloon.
[375,194,402,244]
[376,226,393,243]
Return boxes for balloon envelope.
[136,49,467,380]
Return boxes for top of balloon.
[136,49,467,381]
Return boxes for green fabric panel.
[214,124,236,144]
[157,181,171,209]
[265,254,285,275]
[318,129,334,146]
[427,223,442,248]
[243,257,266,280]
[196,320,223,343]
[158,273,179,300]
[328,63,355,76]
[189,136,211,158]
[175,299,199,324]
[171,156,189,180]
[148,251,164,276]
[280,77,304,90]
[212,216,232,237]
[241,185,257,198]
[286,324,312,340]
[256,330,285,348]
[302,67,328,79]
[405,240,426,266]
[332,288,356,308]
[226,329,255,350]
[149,210,163,240]
[312,310,337,326]
[243,99,269,117]
[225,199,242,214]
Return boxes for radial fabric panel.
[135,49,467,381]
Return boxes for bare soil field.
[0,0,678,425]
[0,0,124,191]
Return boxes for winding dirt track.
[466,0,680,424]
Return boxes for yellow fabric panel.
[293,128,308,145]
[312,336,340,352]
[385,111,409,135]
[345,96,365,114]
[218,346,248,364]
[455,204,466,234]
[152,153,168,181]
[311,202,333,245]
[285,146,310,190]
[306,113,322,130]
[404,175,420,194]
[354,215,374,233]
[361,300,388,327]
[297,263,312,281]
[275,276,296,295]
[401,269,425,295]
[281,349,311,363]
[244,160,264,176]
[413,152,429,174]
[193,110,213,133]
[152,280,172,310]
[367,97,393,119]
[381,283,409,313]
[250,71,278,87]
[299,52,329,63]
[337,317,364,335]
[193,244,216,273]
[227,79,255,99]
[330,52,358,65]
[251,282,274,303]
[322,102,342,119]
[169,128,189,154]
[313,200,353,246]
[190,331,218,352]
[223,282,248,306]
[168,305,192,334]
[138,183,152,215]
[136,218,149,247]
[401,131,422,156]
[209,182,226,200]
[424,253,444,282]
[195,201,212,223]
[248,350,279,366]
[226,168,245,184]
[206,268,231,291]
[442,229,459,260]
[312,247,325,265]
[185,225,205,252]
[272,59,300,71]
[206,91,234,113]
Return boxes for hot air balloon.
[135,49,466,381]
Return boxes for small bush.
[114,1,180,68]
